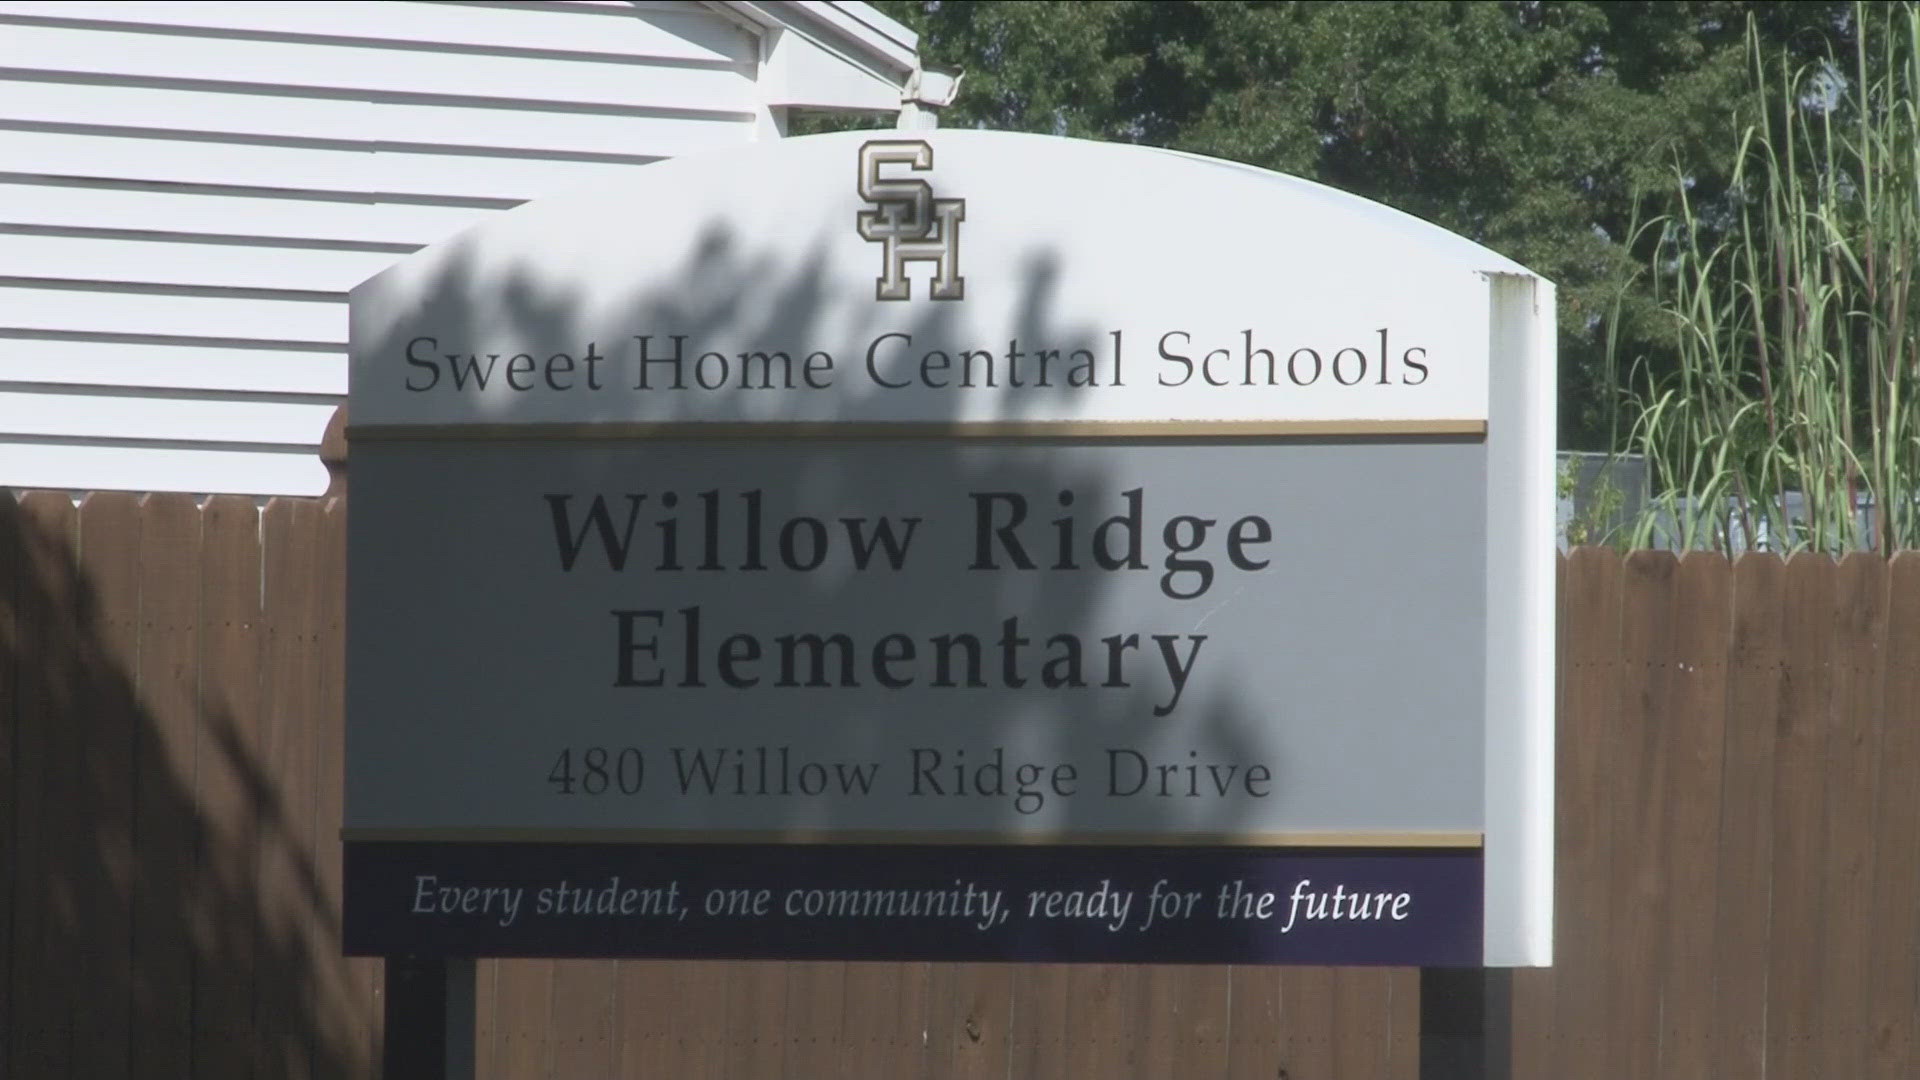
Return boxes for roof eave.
[716,0,918,83]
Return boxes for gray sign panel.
[347,438,1485,838]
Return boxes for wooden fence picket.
[7,491,1920,1077]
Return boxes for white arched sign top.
[352,130,1526,430]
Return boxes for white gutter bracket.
[898,69,962,130]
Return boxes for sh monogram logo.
[856,140,965,301]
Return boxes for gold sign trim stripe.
[346,419,1488,441]
[340,828,1484,849]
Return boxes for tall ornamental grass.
[1617,2,1920,553]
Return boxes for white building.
[0,0,927,495]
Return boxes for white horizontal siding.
[0,441,328,495]
[0,390,335,444]
[0,183,481,248]
[0,234,394,293]
[0,130,673,203]
[1,80,751,161]
[0,23,756,114]
[0,339,343,395]
[0,1,756,66]
[0,286,345,345]
[0,0,769,497]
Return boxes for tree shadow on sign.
[349,201,1482,849]
[349,165,1481,1074]
[0,489,373,1077]
[354,217,1292,854]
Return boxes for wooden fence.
[3,489,1918,1078]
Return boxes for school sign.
[343,130,1555,967]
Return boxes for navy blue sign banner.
[343,841,1481,965]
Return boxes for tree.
[826,1,1860,448]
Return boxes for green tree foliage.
[825,1,1859,448]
